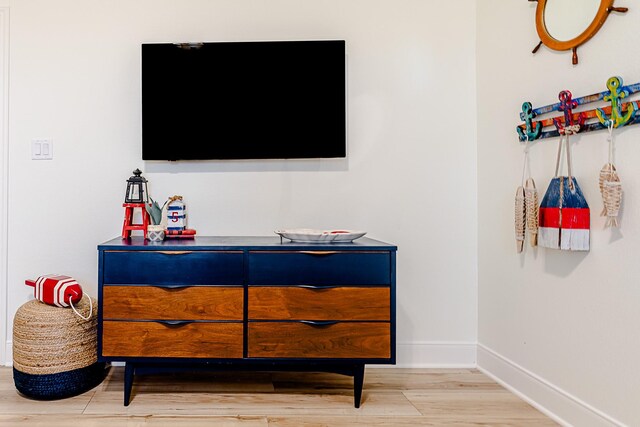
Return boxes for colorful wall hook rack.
[516,76,640,142]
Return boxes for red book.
[165,228,197,236]
[165,228,197,238]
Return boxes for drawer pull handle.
[158,251,193,255]
[298,285,339,290]
[300,320,339,327]
[157,320,193,327]
[299,251,338,256]
[156,284,192,290]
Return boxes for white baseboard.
[395,341,476,368]
[477,343,624,427]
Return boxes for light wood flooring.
[0,366,557,426]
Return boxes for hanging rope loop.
[554,134,575,192]
[607,119,615,164]
[70,295,93,321]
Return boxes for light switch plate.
[32,138,53,160]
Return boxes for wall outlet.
[32,138,53,160]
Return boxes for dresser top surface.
[98,236,397,251]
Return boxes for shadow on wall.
[144,158,349,174]
[544,250,588,277]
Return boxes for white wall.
[477,1,640,425]
[6,0,636,423]
[0,5,8,367]
[3,0,478,366]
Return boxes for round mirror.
[544,0,601,42]
[534,0,626,64]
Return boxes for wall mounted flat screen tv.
[142,40,346,160]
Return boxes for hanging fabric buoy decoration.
[539,133,590,251]
[599,121,622,227]
[24,274,93,320]
[25,275,82,308]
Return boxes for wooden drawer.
[103,286,243,321]
[248,251,391,285]
[248,322,390,359]
[102,251,243,285]
[248,286,390,321]
[102,321,243,358]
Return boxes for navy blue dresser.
[97,236,397,406]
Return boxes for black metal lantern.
[124,168,149,204]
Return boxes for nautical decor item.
[514,186,526,253]
[24,274,93,320]
[553,90,585,136]
[599,122,622,227]
[596,76,636,129]
[124,169,149,204]
[515,138,538,252]
[524,178,539,247]
[602,179,622,227]
[530,0,628,65]
[517,102,542,142]
[515,76,640,142]
[166,195,186,231]
[539,134,590,251]
[25,275,82,308]
[122,169,150,239]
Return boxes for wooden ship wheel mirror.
[530,0,628,65]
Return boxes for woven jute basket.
[13,296,107,400]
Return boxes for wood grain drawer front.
[248,322,390,359]
[102,321,243,358]
[103,286,243,321]
[248,251,391,285]
[248,287,390,321]
[103,251,243,286]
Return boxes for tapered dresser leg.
[353,364,365,408]
[124,363,135,406]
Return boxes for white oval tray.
[275,229,367,243]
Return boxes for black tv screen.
[142,40,346,160]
